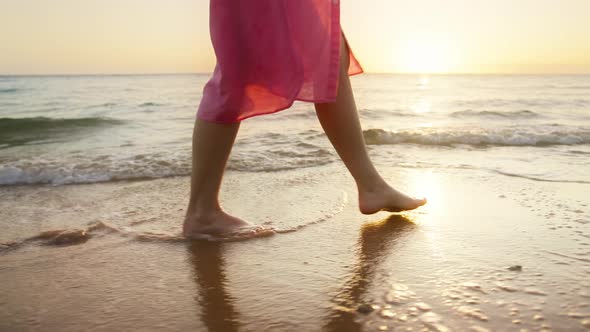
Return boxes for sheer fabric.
[197,0,363,123]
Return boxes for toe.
[415,197,427,204]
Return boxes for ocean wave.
[450,110,539,119]
[363,127,590,147]
[227,149,334,172]
[0,88,19,93]
[0,142,335,185]
[452,98,590,108]
[0,156,333,185]
[0,155,190,185]
[0,116,125,147]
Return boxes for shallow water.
[1,163,589,331]
[1,74,589,185]
[0,74,589,331]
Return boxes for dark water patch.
[569,150,590,155]
[41,101,60,106]
[0,88,20,94]
[85,102,117,109]
[0,116,124,133]
[0,116,125,148]
[139,102,165,107]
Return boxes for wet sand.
[1,163,589,331]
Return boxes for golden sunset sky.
[2,0,589,74]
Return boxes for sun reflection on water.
[405,169,445,257]
[419,76,430,87]
[408,169,441,218]
[412,99,431,114]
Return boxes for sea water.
[1,74,589,186]
[1,74,590,331]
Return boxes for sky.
[1,0,589,75]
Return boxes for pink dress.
[197,0,364,123]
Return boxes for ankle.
[356,177,388,193]
[186,200,221,217]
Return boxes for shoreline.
[1,163,588,330]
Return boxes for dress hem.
[196,71,364,124]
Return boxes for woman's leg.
[314,35,426,214]
[183,118,249,237]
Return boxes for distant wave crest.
[0,116,123,132]
[0,116,124,147]
[453,98,590,108]
[139,102,165,107]
[450,110,540,119]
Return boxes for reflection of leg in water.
[188,242,240,332]
[323,215,417,332]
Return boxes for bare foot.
[183,209,257,239]
[359,183,427,215]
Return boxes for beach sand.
[1,163,589,331]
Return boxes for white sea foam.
[363,127,590,147]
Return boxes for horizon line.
[2,71,590,77]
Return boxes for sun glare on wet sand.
[408,170,441,216]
